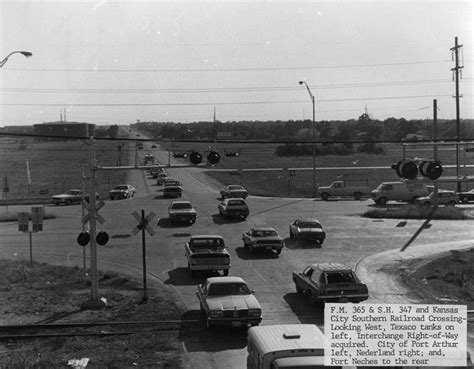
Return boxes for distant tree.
[106,124,119,138]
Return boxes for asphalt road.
[1,138,473,368]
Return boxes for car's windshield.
[66,190,80,195]
[207,283,251,296]
[252,230,278,237]
[299,222,321,228]
[228,200,244,206]
[228,185,243,190]
[190,238,224,249]
[172,203,192,210]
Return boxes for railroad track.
[0,319,200,340]
[1,309,472,340]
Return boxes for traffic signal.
[391,159,443,180]
[391,160,418,180]
[189,151,203,165]
[207,151,220,165]
[419,160,443,180]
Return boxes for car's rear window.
[228,200,245,206]
[190,238,224,249]
[299,222,321,228]
[324,271,356,284]
[172,203,192,210]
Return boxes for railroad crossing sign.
[131,210,156,236]
[82,198,105,224]
[17,212,29,232]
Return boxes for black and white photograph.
[0,0,473,368]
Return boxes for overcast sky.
[1,0,472,126]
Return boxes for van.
[247,324,354,369]
[371,181,430,205]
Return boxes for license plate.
[231,321,241,327]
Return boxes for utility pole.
[82,136,105,310]
[450,36,463,192]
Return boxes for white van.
[371,181,430,205]
[247,324,354,369]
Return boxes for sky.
[0,0,473,126]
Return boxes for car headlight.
[209,310,224,318]
[248,309,261,317]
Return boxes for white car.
[109,184,136,200]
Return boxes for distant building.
[33,122,95,141]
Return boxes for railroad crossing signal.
[82,198,105,224]
[131,210,156,236]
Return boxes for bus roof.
[248,324,326,356]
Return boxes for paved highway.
[0,139,473,368]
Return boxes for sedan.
[416,190,459,207]
[168,201,197,224]
[458,189,474,204]
[242,227,284,255]
[196,276,262,329]
[109,184,135,200]
[220,185,248,199]
[289,218,326,245]
[52,189,84,206]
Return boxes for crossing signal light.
[207,151,220,165]
[189,151,203,165]
[419,161,443,180]
[391,160,418,179]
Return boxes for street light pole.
[0,51,32,68]
[299,81,317,198]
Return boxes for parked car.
[218,198,249,219]
[289,218,326,245]
[415,190,459,207]
[242,227,284,255]
[293,263,369,305]
[52,190,99,206]
[156,172,168,185]
[458,189,474,204]
[168,201,197,224]
[144,153,154,163]
[173,152,188,158]
[371,181,430,205]
[109,184,135,200]
[163,185,182,198]
[220,185,248,199]
[185,235,231,277]
[196,276,262,329]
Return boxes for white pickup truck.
[317,180,371,200]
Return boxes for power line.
[2,79,467,94]
[4,60,451,73]
[0,94,456,107]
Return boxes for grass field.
[0,138,132,200]
[0,259,186,368]
[162,141,474,197]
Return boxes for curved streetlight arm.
[0,50,33,68]
[298,80,315,102]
